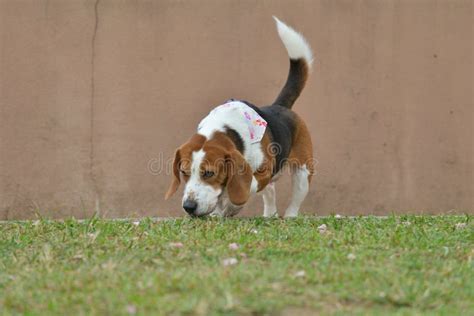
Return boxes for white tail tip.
[273,16,313,67]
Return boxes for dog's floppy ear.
[165,149,181,199]
[226,150,253,205]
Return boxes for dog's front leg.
[261,182,278,217]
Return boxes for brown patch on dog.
[288,113,314,182]
[225,149,253,205]
[254,130,275,191]
[203,132,253,204]
[165,134,206,199]
[208,131,274,193]
[199,142,229,190]
[205,132,235,151]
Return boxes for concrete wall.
[0,0,472,219]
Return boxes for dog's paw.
[209,210,223,217]
[263,211,278,218]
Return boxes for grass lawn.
[0,215,472,315]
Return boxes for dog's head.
[165,134,253,217]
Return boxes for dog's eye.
[180,169,190,177]
[202,170,215,179]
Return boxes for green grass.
[0,216,472,315]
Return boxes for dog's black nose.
[183,200,198,215]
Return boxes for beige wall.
[0,0,472,219]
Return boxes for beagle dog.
[166,17,314,217]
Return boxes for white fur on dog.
[273,16,313,66]
[262,182,277,217]
[182,149,222,216]
[284,165,310,218]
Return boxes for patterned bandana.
[203,101,267,143]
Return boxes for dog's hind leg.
[261,182,277,217]
[284,165,310,218]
